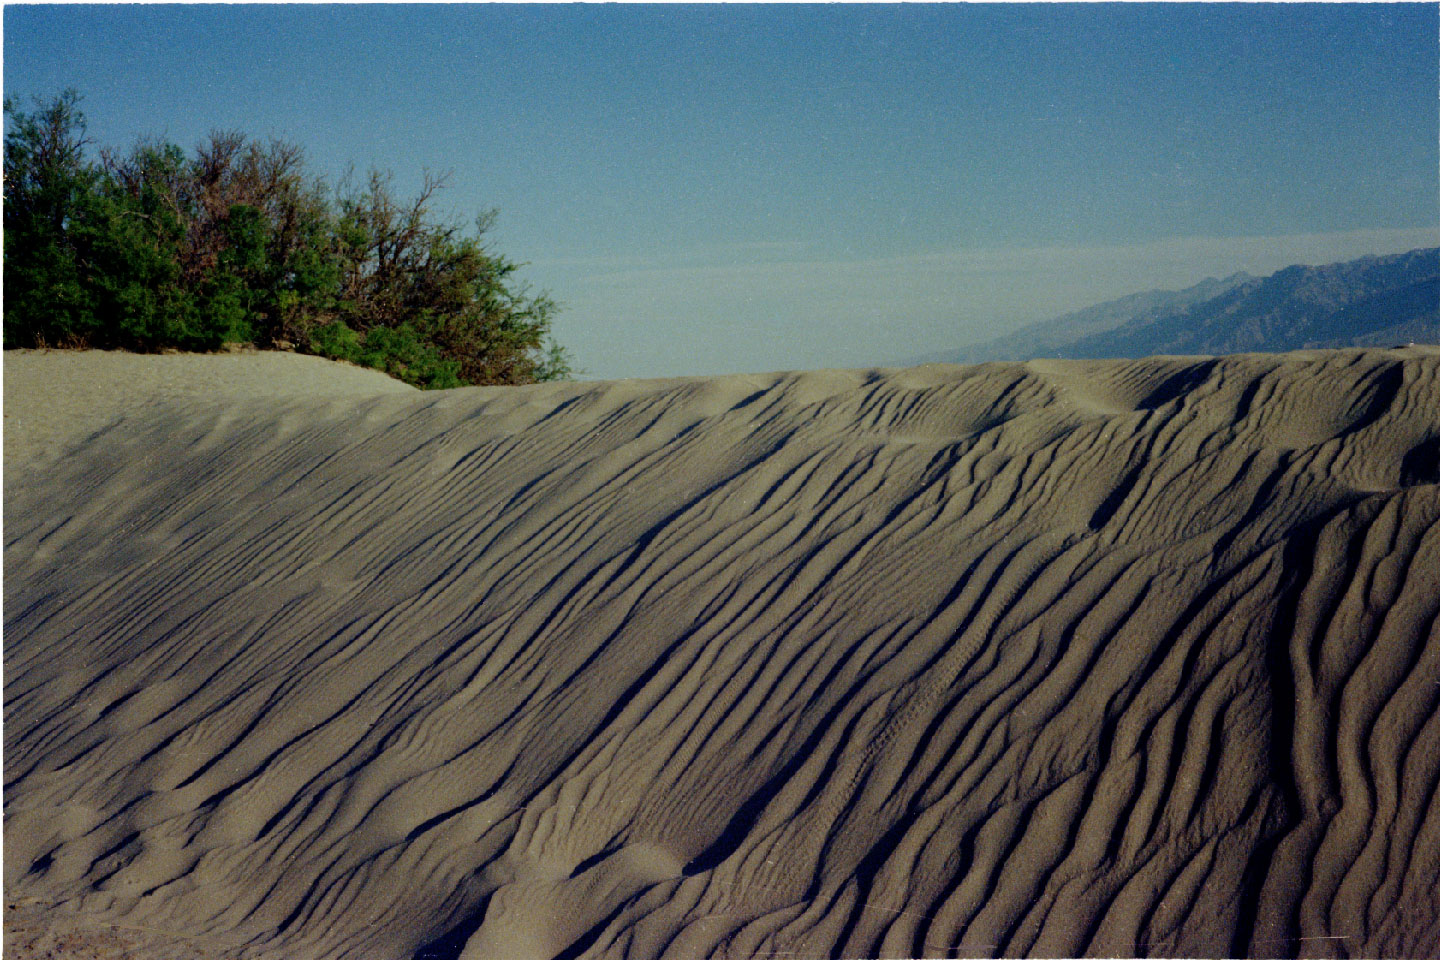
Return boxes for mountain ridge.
[912,246,1438,364]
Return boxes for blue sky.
[5,3,1436,379]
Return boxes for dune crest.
[5,348,1439,959]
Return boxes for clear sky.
[5,3,1436,379]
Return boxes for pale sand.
[3,349,415,473]
[4,348,1438,959]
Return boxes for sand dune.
[4,348,1438,959]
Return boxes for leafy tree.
[3,90,102,346]
[4,91,575,387]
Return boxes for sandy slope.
[3,349,415,473]
[4,348,1438,960]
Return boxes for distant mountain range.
[910,246,1438,365]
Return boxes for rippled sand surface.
[5,348,1438,959]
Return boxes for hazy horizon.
[5,3,1435,379]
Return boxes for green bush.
[3,90,105,347]
[307,319,463,389]
[3,91,575,386]
[308,319,363,363]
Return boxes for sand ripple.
[5,348,1438,959]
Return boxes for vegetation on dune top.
[2,90,573,388]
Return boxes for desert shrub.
[308,319,363,363]
[3,90,105,347]
[307,319,463,390]
[3,91,574,386]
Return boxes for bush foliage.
[3,91,572,387]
